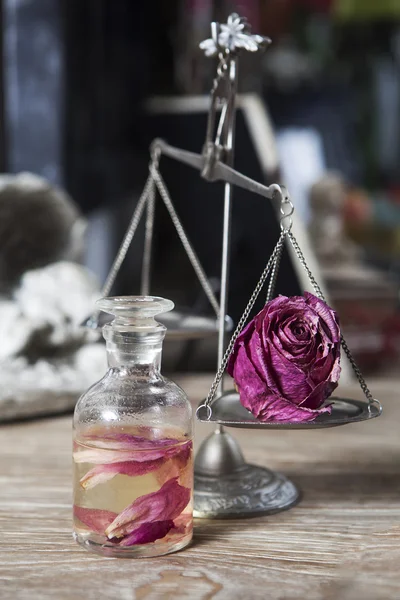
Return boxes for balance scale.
[84,13,381,519]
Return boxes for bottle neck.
[103,327,164,375]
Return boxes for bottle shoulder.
[74,368,192,431]
[76,369,189,402]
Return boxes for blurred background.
[1,0,400,420]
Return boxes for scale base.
[193,429,299,519]
[194,463,299,519]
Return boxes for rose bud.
[227,292,341,423]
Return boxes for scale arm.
[151,138,284,202]
[151,138,205,172]
[212,161,282,201]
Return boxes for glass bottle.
[73,296,193,558]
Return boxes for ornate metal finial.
[199,13,270,57]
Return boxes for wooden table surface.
[1,374,399,600]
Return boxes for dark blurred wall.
[1,0,177,207]
[63,0,160,212]
[3,0,64,183]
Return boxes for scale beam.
[151,138,284,203]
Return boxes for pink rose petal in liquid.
[105,477,191,540]
[73,428,193,551]
[79,440,192,490]
[73,506,117,535]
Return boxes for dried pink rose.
[105,477,191,541]
[227,292,341,423]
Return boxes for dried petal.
[115,520,175,547]
[79,440,192,489]
[154,443,192,487]
[86,432,181,451]
[73,505,117,535]
[234,342,331,423]
[74,435,191,465]
[171,513,192,536]
[80,457,165,489]
[105,477,190,540]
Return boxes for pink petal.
[84,432,181,451]
[268,337,315,403]
[301,379,337,410]
[227,317,255,376]
[105,477,191,540]
[115,520,175,546]
[73,505,118,535]
[255,392,332,423]
[234,345,331,423]
[79,441,192,490]
[80,457,165,489]
[175,461,194,490]
[304,292,341,344]
[74,437,192,466]
[172,513,192,536]
[162,513,193,544]
[154,443,192,487]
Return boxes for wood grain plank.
[0,375,399,599]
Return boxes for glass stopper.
[96,296,174,332]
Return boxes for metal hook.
[277,185,294,233]
[196,404,212,421]
[150,140,162,167]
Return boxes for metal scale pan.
[197,391,382,430]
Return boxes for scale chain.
[288,231,378,409]
[266,185,293,303]
[149,162,220,317]
[140,178,156,296]
[200,226,379,416]
[201,231,287,413]
[100,173,153,299]
[266,238,284,303]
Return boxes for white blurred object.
[276,128,326,224]
[0,171,105,421]
[263,41,319,91]
[0,261,105,421]
[0,343,107,422]
[74,343,108,377]
[0,300,33,360]
[14,261,100,346]
[308,173,362,267]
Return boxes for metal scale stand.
[86,14,382,519]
